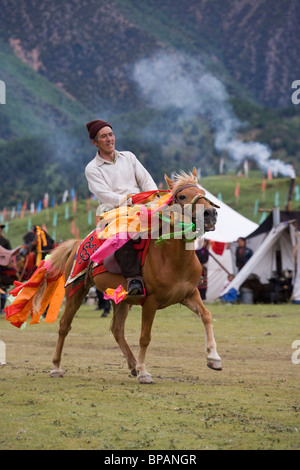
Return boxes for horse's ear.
[165,174,175,189]
[192,167,198,179]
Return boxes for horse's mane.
[172,170,198,192]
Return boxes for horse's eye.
[178,195,186,201]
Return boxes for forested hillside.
[0,0,299,208]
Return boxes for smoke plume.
[132,52,292,177]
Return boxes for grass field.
[1,301,300,450]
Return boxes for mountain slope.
[1,0,299,111]
[0,0,299,209]
[0,39,92,141]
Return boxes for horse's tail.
[47,239,81,277]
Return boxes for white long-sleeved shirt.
[85,150,157,213]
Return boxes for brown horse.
[49,169,222,383]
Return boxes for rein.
[155,183,219,244]
[173,184,219,209]
[155,185,203,245]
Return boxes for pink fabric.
[90,234,131,264]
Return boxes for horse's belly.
[154,281,197,309]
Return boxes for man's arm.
[85,166,121,209]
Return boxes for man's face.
[93,126,115,156]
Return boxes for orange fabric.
[5,260,65,328]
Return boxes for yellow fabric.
[35,226,47,266]
[97,192,173,240]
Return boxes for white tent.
[205,246,234,302]
[220,216,300,304]
[198,185,259,302]
[199,185,259,243]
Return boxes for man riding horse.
[85,119,157,298]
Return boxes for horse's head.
[164,167,219,233]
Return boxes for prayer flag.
[43,193,49,208]
[65,204,69,220]
[62,190,68,203]
[234,183,240,198]
[259,212,267,224]
[72,194,77,213]
[88,209,92,226]
[70,188,75,200]
[52,211,57,227]
[36,200,43,213]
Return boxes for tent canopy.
[199,185,259,243]
[220,214,300,303]
[198,184,259,302]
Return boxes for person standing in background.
[0,224,12,314]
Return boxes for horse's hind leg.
[50,286,88,378]
[182,289,222,371]
[110,302,137,375]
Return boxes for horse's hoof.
[207,359,222,371]
[131,368,137,376]
[138,373,154,384]
[50,368,64,378]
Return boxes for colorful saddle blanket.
[65,228,151,296]
[65,190,174,296]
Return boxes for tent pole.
[209,250,232,276]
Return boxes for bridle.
[155,184,219,244]
[172,184,220,212]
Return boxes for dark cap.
[86,120,112,140]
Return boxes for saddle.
[65,229,150,297]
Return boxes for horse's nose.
[204,208,217,221]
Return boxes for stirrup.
[127,277,145,297]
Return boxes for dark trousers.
[114,239,142,278]
[96,290,111,313]
[1,292,7,311]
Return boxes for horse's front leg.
[110,301,137,375]
[182,289,222,371]
[136,298,157,384]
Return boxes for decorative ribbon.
[35,226,47,266]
